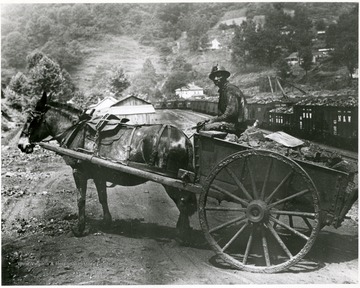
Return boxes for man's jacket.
[214,81,247,125]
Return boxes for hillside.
[71,35,166,95]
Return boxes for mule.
[18,92,197,241]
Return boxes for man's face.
[213,74,225,87]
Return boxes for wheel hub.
[246,200,269,223]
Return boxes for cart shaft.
[39,142,202,194]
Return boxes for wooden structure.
[38,129,357,273]
[94,95,155,124]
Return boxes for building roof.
[98,105,155,115]
[285,52,299,60]
[112,95,151,106]
[175,83,203,91]
[88,96,118,109]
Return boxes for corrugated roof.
[97,105,155,115]
[88,96,118,109]
[112,95,151,105]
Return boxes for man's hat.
[209,64,230,80]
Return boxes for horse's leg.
[164,186,197,244]
[93,177,112,227]
[72,168,88,236]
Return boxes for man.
[198,65,248,136]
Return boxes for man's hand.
[192,119,210,131]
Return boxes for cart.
[38,130,357,273]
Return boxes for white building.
[175,83,204,99]
[98,95,155,124]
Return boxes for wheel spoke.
[267,223,293,258]
[209,215,247,234]
[265,171,293,204]
[302,217,313,230]
[243,226,254,265]
[289,215,294,228]
[247,159,259,199]
[271,209,316,218]
[211,184,249,207]
[261,226,271,266]
[225,167,253,201]
[270,216,309,241]
[205,207,247,212]
[260,158,273,200]
[221,222,249,252]
[268,189,311,208]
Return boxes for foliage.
[26,51,75,101]
[299,46,313,76]
[2,31,30,68]
[108,66,131,96]
[275,58,291,80]
[8,73,31,96]
[326,6,358,78]
[4,89,31,112]
[129,59,163,101]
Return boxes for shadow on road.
[88,217,210,250]
[87,217,358,273]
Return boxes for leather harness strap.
[126,126,138,163]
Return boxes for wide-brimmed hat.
[209,65,230,80]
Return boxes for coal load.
[225,127,357,173]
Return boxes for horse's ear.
[36,91,47,111]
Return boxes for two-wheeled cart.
[39,130,357,273]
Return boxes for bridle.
[24,106,84,145]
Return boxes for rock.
[225,133,238,142]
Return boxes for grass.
[71,35,165,95]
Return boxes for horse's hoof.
[175,228,193,246]
[103,217,112,227]
[71,225,90,237]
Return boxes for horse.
[18,92,197,242]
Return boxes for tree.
[162,71,190,96]
[2,31,29,68]
[291,6,313,49]
[26,51,76,101]
[8,72,31,96]
[329,7,358,78]
[171,56,192,72]
[231,24,252,69]
[299,46,313,76]
[315,19,326,31]
[108,66,131,96]
[42,40,84,70]
[186,14,210,51]
[258,26,282,67]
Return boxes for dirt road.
[1,110,358,285]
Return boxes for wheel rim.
[199,149,321,273]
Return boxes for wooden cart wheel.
[198,149,321,273]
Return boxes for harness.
[26,108,87,146]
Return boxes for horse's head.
[18,91,51,153]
